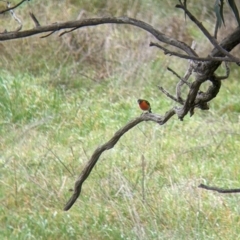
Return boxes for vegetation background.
[1,0,240,239]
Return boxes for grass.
[1,0,240,239]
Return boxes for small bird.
[137,99,152,113]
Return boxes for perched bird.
[137,99,152,113]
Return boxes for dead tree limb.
[149,42,235,62]
[64,111,175,211]
[0,16,194,59]
[0,16,239,65]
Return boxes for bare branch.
[172,25,240,119]
[199,184,240,193]
[176,3,240,64]
[150,42,238,63]
[0,0,28,14]
[0,16,195,57]
[0,15,239,68]
[40,31,56,39]
[150,41,196,59]
[158,84,210,114]
[176,59,195,103]
[214,20,219,39]
[29,12,41,28]
[64,111,176,210]
[59,27,79,36]
[158,86,183,104]
[167,67,191,87]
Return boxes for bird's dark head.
[137,99,143,104]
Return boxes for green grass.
[1,0,240,239]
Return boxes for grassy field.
[1,0,240,239]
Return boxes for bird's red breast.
[137,99,152,113]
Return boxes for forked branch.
[1,0,238,209]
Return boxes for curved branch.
[64,110,175,211]
[0,16,196,56]
[1,14,239,66]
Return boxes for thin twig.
[176,58,195,102]
[150,42,237,63]
[167,67,191,87]
[214,21,218,39]
[29,12,41,27]
[46,147,74,177]
[0,0,28,14]
[158,86,183,104]
[59,27,79,36]
[40,31,56,38]
[199,184,240,193]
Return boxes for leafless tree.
[1,0,240,210]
